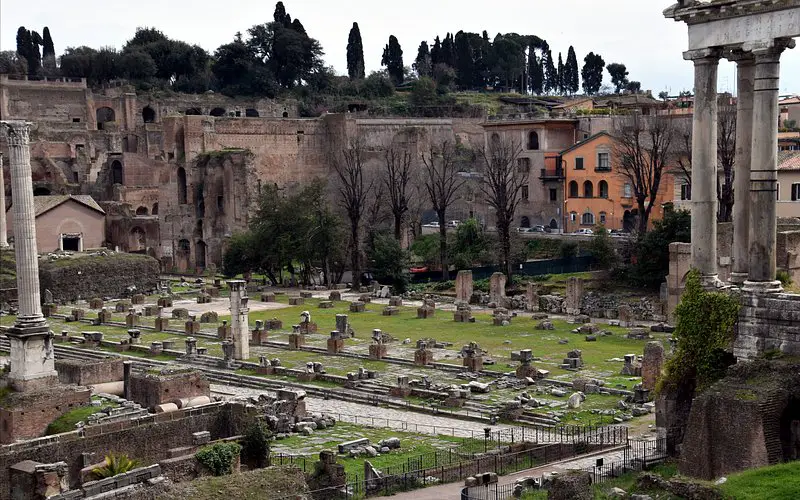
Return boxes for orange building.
[561,131,675,233]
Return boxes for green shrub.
[559,241,578,260]
[196,442,242,476]
[589,226,618,269]
[368,233,411,293]
[777,270,793,286]
[91,453,140,479]
[432,280,454,291]
[241,422,272,469]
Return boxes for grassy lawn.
[721,461,800,500]
[45,396,119,435]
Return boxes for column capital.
[724,48,755,65]
[683,48,722,63]
[0,121,32,147]
[743,38,796,61]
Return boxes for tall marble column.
[227,280,250,360]
[728,52,755,285]
[684,49,722,288]
[1,121,57,391]
[744,40,792,293]
[0,152,8,248]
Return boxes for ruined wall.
[55,358,124,385]
[0,387,91,445]
[128,370,210,410]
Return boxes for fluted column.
[743,40,793,293]
[0,152,7,248]
[684,48,722,288]
[228,280,250,360]
[728,52,755,285]
[1,121,45,325]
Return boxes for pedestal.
[5,325,58,392]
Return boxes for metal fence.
[410,255,596,283]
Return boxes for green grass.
[45,397,118,435]
[721,461,800,500]
[592,462,678,499]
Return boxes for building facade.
[6,195,106,252]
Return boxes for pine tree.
[441,33,456,68]
[557,52,564,95]
[273,1,292,26]
[381,35,404,86]
[346,22,365,79]
[414,41,432,77]
[566,46,579,95]
[431,36,442,66]
[607,63,630,93]
[581,52,605,95]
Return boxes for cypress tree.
[528,44,543,95]
[414,41,432,78]
[440,33,455,68]
[543,48,556,94]
[566,46,579,95]
[381,35,404,85]
[557,52,564,95]
[346,22,365,79]
[42,27,55,59]
[431,36,442,65]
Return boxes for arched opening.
[177,239,191,272]
[569,181,579,198]
[96,107,115,130]
[33,187,51,196]
[135,206,149,216]
[130,227,146,252]
[623,210,635,232]
[142,106,156,123]
[581,211,595,226]
[177,167,187,204]
[599,180,609,199]
[583,181,594,198]
[599,211,607,225]
[245,108,259,117]
[111,161,124,185]
[282,110,289,118]
[195,240,207,269]
[185,107,202,116]
[152,203,159,215]
[520,216,531,228]
[210,107,226,117]
[549,219,558,230]
[528,131,540,150]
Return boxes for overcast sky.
[1,0,799,95]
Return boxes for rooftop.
[779,151,800,171]
[22,195,106,217]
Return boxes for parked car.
[516,227,530,233]
[609,229,627,237]
[574,228,594,235]
[531,225,546,233]
[422,221,440,228]
[446,220,461,228]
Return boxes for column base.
[700,274,726,290]
[729,272,748,286]
[742,280,783,294]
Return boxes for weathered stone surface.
[548,471,592,500]
[564,277,584,315]
[489,272,507,304]
[456,271,473,303]
[642,341,665,391]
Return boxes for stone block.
[115,301,132,313]
[382,306,399,316]
[319,301,334,309]
[261,292,276,302]
[300,291,313,299]
[329,291,342,301]
[389,296,403,307]
[289,296,304,306]
[144,305,158,316]
[456,270,474,303]
[358,294,371,303]
[172,308,189,320]
[414,348,433,366]
[89,298,104,309]
[369,343,388,359]
[417,306,435,319]
[185,320,200,335]
[126,313,139,327]
[327,337,344,354]
[131,294,146,305]
[196,294,212,304]
[154,317,169,332]
[200,311,218,323]
[350,301,366,313]
[97,309,112,324]
[72,308,85,321]
[288,333,304,350]
[157,297,173,308]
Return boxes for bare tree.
[479,136,526,280]
[613,113,675,234]
[421,141,466,280]
[332,139,373,290]
[383,148,414,241]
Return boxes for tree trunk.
[351,224,361,291]
[394,213,402,241]
[498,215,513,283]
[438,211,449,280]
[638,198,650,235]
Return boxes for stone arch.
[96,107,115,130]
[111,160,124,185]
[520,216,531,228]
[549,218,558,229]
[528,131,540,150]
[282,110,289,118]
[195,240,207,269]
[177,167,187,204]
[142,106,156,123]
[33,187,51,196]
[185,107,202,116]
[569,181,579,198]
[152,203,159,215]
[130,227,146,252]
[599,180,609,199]
[176,238,191,272]
[210,107,226,117]
[135,206,149,216]
[583,180,594,198]
[245,108,259,117]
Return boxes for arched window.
[96,107,115,130]
[549,218,558,229]
[135,206,148,216]
[111,160,123,185]
[195,240,207,269]
[210,107,226,117]
[624,183,633,198]
[569,181,579,198]
[177,167,187,204]
[599,211,607,224]
[152,203,159,215]
[599,180,609,199]
[185,107,202,116]
[142,106,156,123]
[520,216,531,228]
[528,131,540,150]
[570,211,578,222]
[282,111,289,118]
[582,212,595,225]
[245,108,259,117]
[583,181,594,198]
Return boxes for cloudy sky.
[1,0,799,95]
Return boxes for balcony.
[539,166,565,181]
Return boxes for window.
[569,181,579,198]
[597,152,610,171]
[72,117,80,123]
[528,131,540,150]
[680,183,691,201]
[599,211,607,224]
[599,180,609,199]
[575,157,584,170]
[581,212,595,225]
[520,216,530,228]
[570,211,578,222]
[111,160,123,185]
[792,183,800,201]
[177,167,187,204]
[777,183,781,201]
[583,180,594,198]
[624,183,633,198]
[549,188,557,202]
[521,185,529,201]
[517,158,531,173]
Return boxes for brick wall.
[128,371,210,410]
[0,387,91,444]
[55,358,123,385]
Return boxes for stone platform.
[735,290,800,359]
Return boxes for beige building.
[777,151,800,218]
[6,195,106,253]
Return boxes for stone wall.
[38,253,159,302]
[55,358,123,386]
[128,370,210,410]
[0,386,91,444]
[735,290,800,359]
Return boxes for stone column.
[743,40,792,293]
[0,152,7,248]
[728,52,755,285]
[1,121,57,391]
[227,280,250,360]
[684,49,722,288]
